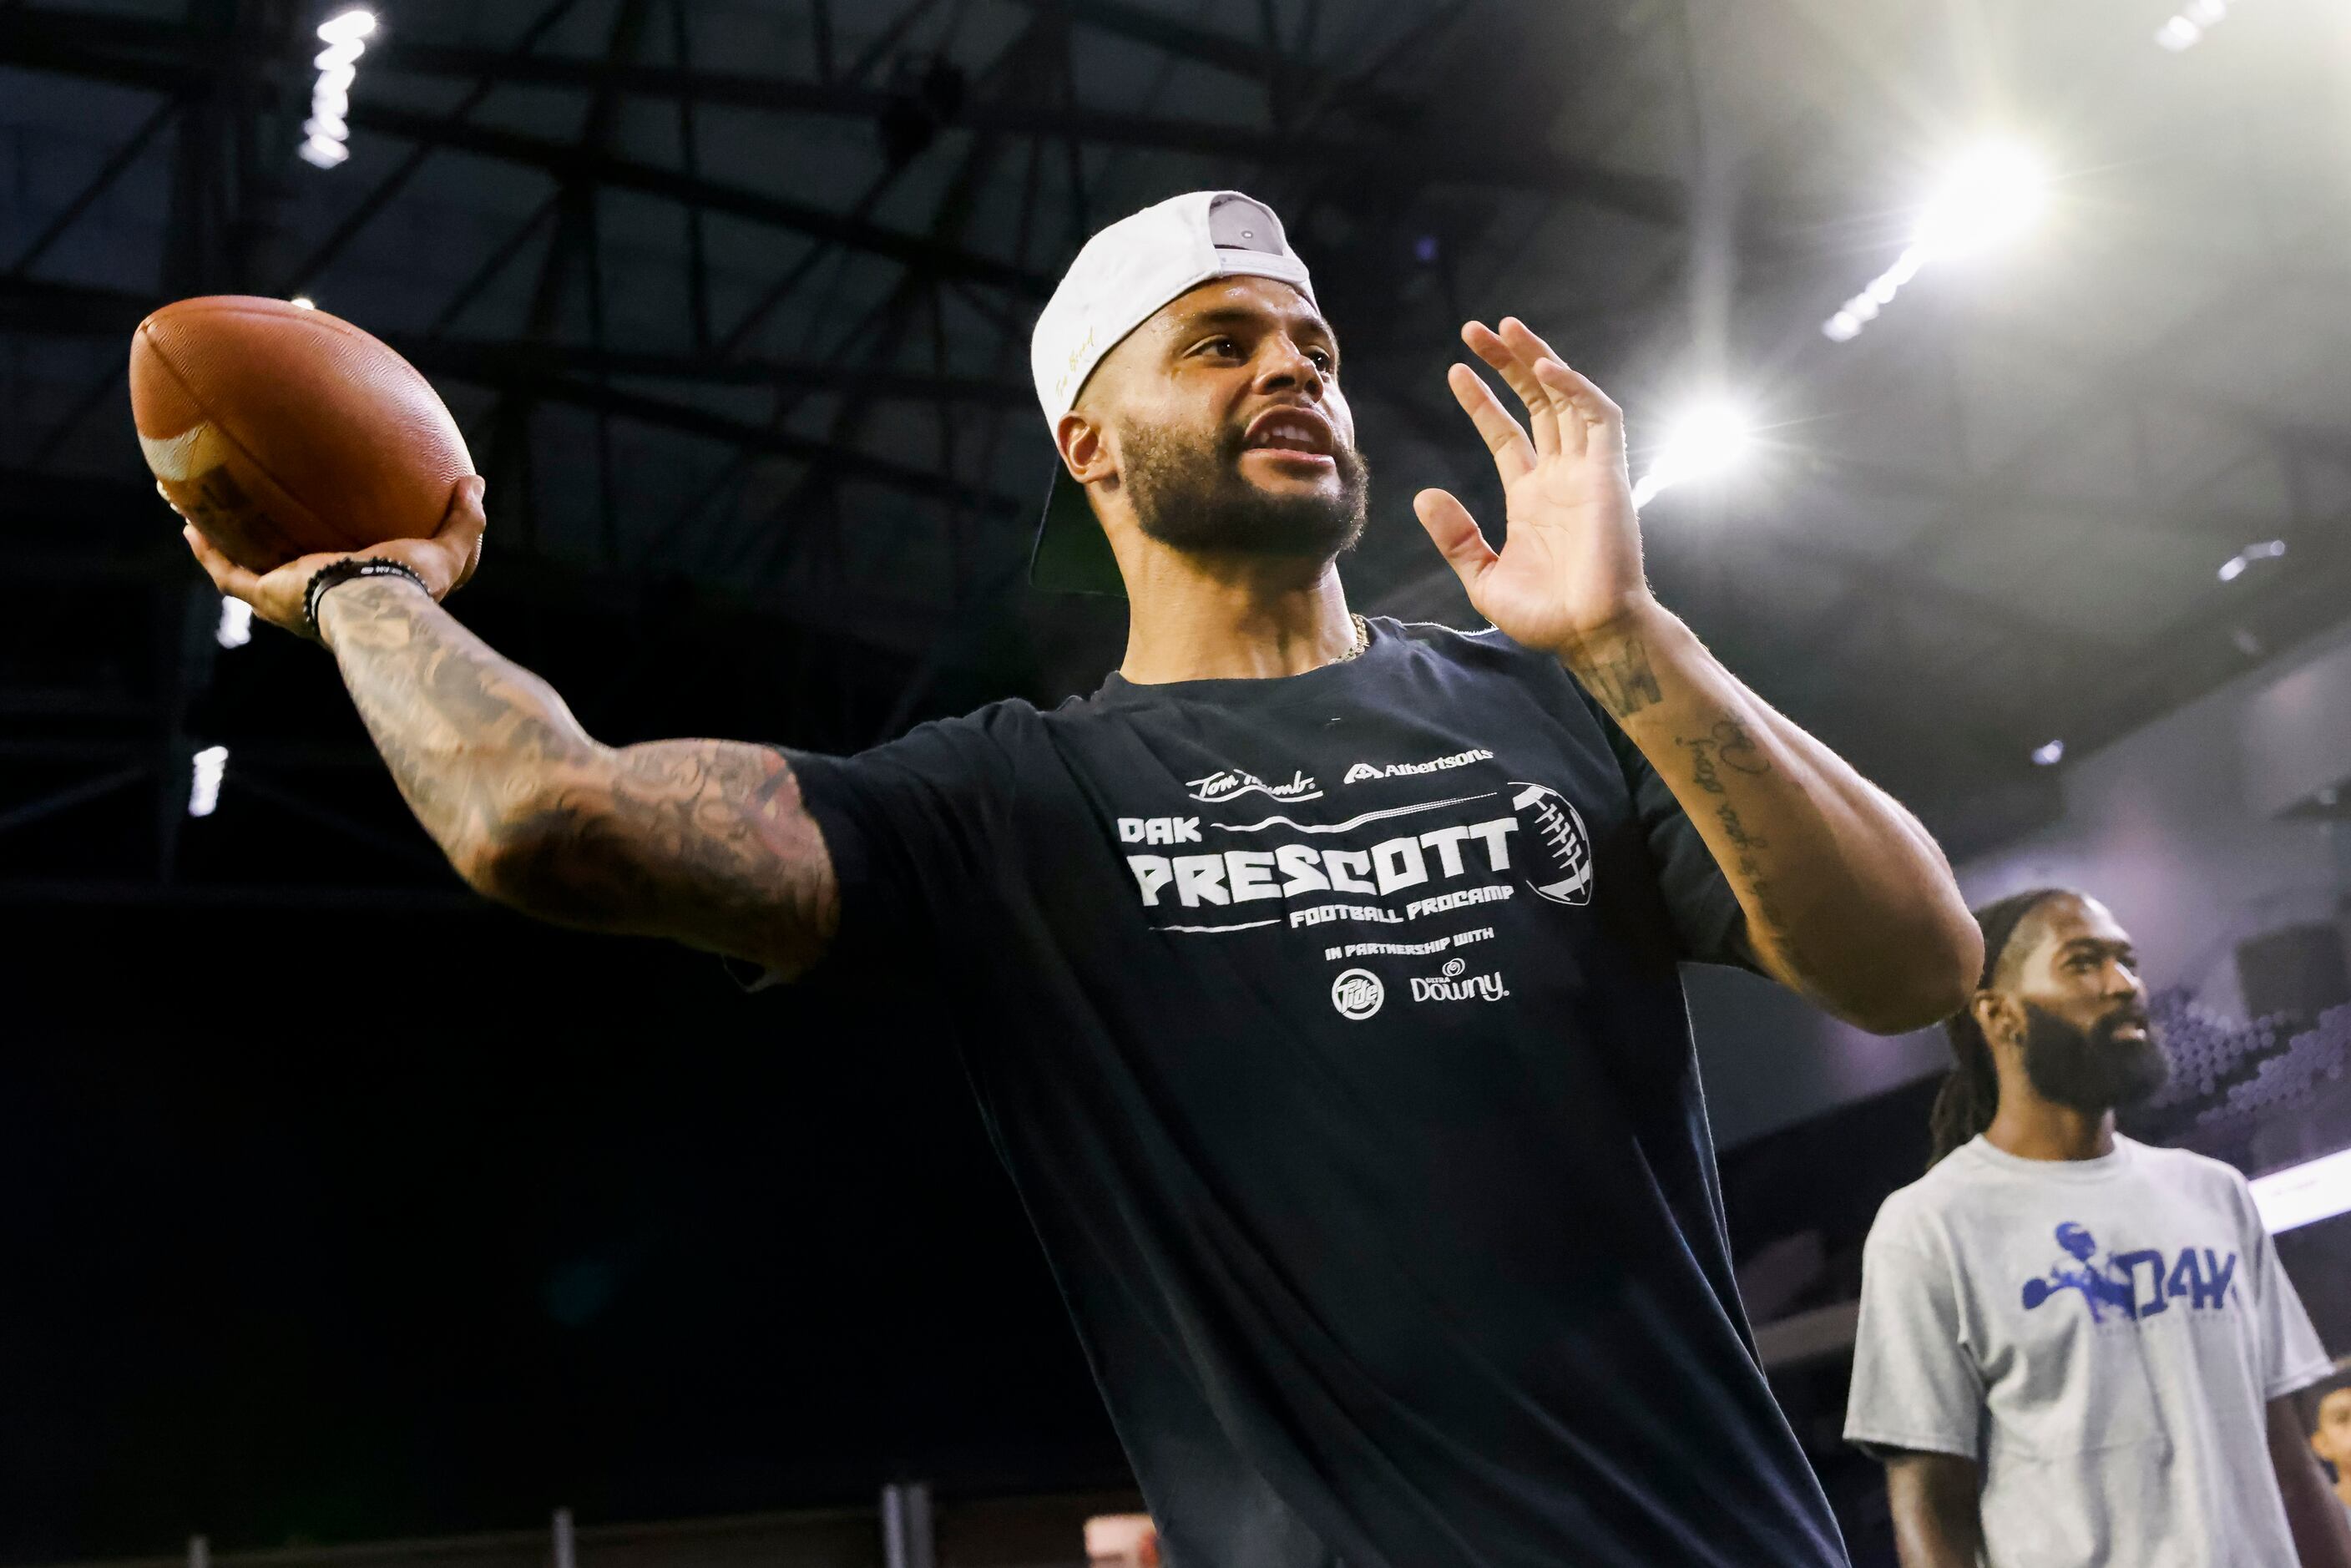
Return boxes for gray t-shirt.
[1844,1134,2329,1567]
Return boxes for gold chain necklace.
[1337,613,1370,663]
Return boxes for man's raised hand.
[1411,317,1654,659]
[180,475,488,638]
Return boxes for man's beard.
[2019,1001,2170,1114]
[1119,416,1369,562]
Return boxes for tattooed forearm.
[316,578,837,974]
[1561,625,1663,720]
[1688,738,1801,954]
[1715,802,1768,853]
[1570,605,1976,1030]
[1676,719,1770,798]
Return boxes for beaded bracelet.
[303,558,429,640]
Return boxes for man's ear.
[1057,410,1117,487]
[1972,990,2016,1049]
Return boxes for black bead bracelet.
[303,558,429,640]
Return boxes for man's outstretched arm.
[1415,316,1980,1034]
[184,480,837,978]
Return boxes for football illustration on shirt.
[1509,781,1593,905]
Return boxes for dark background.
[5,907,1129,1558]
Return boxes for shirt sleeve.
[776,705,1027,978]
[1844,1212,1984,1460]
[2238,1179,2333,1401]
[1587,698,1762,974]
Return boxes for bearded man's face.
[1996,893,2168,1115]
[2017,999,2170,1114]
[1118,411,1368,562]
[1080,276,1368,569]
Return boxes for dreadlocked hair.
[1927,888,2071,1169]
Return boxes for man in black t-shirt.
[190,190,1982,1566]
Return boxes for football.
[1509,781,1594,905]
[129,296,473,572]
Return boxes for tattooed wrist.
[314,573,432,653]
[1557,604,1674,720]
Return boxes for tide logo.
[1331,969,1384,1020]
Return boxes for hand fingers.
[1412,488,1499,599]
[1494,317,1585,457]
[182,524,265,602]
[1445,363,1534,482]
[1530,352,1625,458]
[1463,321,1560,458]
[437,475,488,589]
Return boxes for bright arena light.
[2032,739,2066,766]
[298,8,378,169]
[1914,143,2048,257]
[289,295,317,310]
[188,745,229,818]
[1823,141,2046,343]
[215,597,253,649]
[2217,539,2287,582]
[1630,402,1752,508]
[2156,0,2230,52]
[2251,1147,2351,1233]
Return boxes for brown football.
[129,296,474,572]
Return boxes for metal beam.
[404,340,1031,403]
[356,43,1680,217]
[4,92,182,279]
[0,765,151,839]
[346,104,1056,296]
[486,370,1026,516]
[0,6,1683,221]
[0,879,484,910]
[0,279,1033,402]
[0,12,1055,296]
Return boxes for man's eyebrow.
[1170,304,1336,339]
[2059,936,2131,958]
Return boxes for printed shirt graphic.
[786,621,1846,1568]
[1845,1136,2331,1568]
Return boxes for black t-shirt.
[787,618,1847,1568]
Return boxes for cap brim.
[1029,460,1126,596]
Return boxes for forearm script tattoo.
[319,579,837,973]
[1676,716,1799,955]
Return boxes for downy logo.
[1411,955,1510,1004]
[1342,748,1494,784]
[1188,767,1321,804]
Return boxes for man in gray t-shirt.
[1843,888,2351,1567]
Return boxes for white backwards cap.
[1028,190,1316,593]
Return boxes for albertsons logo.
[1342,748,1493,784]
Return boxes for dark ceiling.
[4,0,2349,900]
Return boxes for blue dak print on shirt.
[2020,1222,2241,1323]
